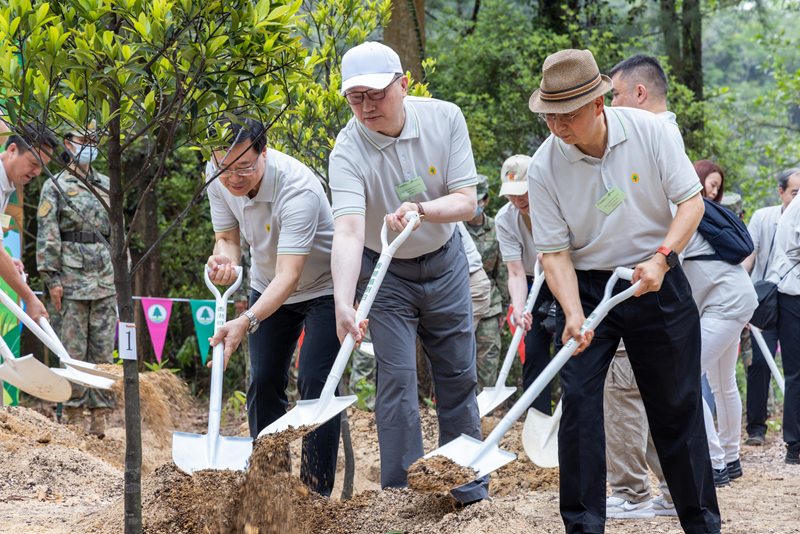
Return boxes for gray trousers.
[358,229,489,503]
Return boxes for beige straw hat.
[528,49,612,114]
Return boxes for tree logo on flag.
[196,306,214,326]
[147,304,168,324]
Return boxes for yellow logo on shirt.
[266,224,271,233]
[429,166,436,175]
[631,173,640,183]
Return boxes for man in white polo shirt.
[0,125,57,322]
[495,154,558,413]
[329,41,488,503]
[741,168,800,446]
[205,117,344,497]
[527,49,720,534]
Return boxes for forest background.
[13,0,800,406]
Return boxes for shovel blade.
[477,386,517,418]
[172,431,253,475]
[0,355,71,403]
[257,395,357,437]
[52,367,115,390]
[521,403,562,468]
[62,359,119,380]
[424,433,517,479]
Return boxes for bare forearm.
[665,194,704,254]
[248,271,299,321]
[332,231,363,310]
[507,265,528,314]
[419,187,477,223]
[213,237,242,264]
[541,251,582,319]
[0,250,37,305]
[742,252,756,275]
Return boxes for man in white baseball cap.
[330,41,488,503]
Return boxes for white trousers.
[700,315,749,468]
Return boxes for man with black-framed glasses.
[203,117,352,497]
[329,41,488,504]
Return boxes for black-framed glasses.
[538,104,587,125]
[344,75,402,105]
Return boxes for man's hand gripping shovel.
[422,267,640,481]
[477,260,545,418]
[257,212,419,438]
[173,266,253,474]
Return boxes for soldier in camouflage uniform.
[37,128,116,437]
[466,175,508,391]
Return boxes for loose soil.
[0,400,798,534]
[407,456,478,493]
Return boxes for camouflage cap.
[476,174,489,199]
[720,192,743,216]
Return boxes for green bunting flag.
[190,300,216,364]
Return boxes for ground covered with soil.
[0,386,797,534]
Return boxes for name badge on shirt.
[0,214,11,230]
[395,176,427,202]
[596,187,627,215]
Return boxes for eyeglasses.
[213,162,258,178]
[538,105,587,125]
[344,75,402,105]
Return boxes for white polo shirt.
[457,222,483,274]
[766,195,800,296]
[495,202,538,277]
[0,160,15,241]
[329,96,478,259]
[206,150,334,304]
[527,106,702,270]
[747,205,782,282]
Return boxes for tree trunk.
[681,0,703,102]
[660,0,683,81]
[383,0,426,82]
[537,0,578,34]
[108,98,142,534]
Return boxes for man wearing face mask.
[37,125,116,437]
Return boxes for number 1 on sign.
[119,322,137,360]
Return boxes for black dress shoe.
[726,459,742,479]
[787,442,800,465]
[744,432,766,446]
[713,466,730,487]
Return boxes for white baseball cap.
[499,154,532,196]
[341,42,403,95]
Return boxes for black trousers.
[746,327,779,437]
[523,276,557,414]
[778,292,800,446]
[246,292,341,497]
[555,267,720,534]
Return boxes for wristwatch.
[239,310,260,334]
[412,201,425,221]
[656,246,679,269]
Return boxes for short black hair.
[608,54,669,100]
[214,117,266,156]
[778,167,800,191]
[5,124,58,154]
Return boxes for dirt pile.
[407,455,478,493]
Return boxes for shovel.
[257,211,420,438]
[521,399,562,468]
[748,324,785,395]
[421,267,640,479]
[0,289,116,389]
[173,266,253,474]
[477,260,545,417]
[0,328,72,403]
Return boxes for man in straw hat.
[329,41,488,503]
[527,49,720,534]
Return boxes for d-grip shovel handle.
[495,261,544,387]
[479,266,640,453]
[318,211,420,404]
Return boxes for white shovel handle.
[748,324,785,394]
[317,211,419,404]
[0,289,65,358]
[479,267,640,454]
[495,260,545,387]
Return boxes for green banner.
[1,188,22,405]
[190,300,215,364]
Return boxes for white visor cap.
[341,42,403,95]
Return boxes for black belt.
[61,231,107,244]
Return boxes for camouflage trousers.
[475,314,502,393]
[49,295,116,409]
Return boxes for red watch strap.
[413,201,425,219]
[657,246,672,257]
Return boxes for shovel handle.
[748,324,784,394]
[318,212,419,405]
[0,289,64,357]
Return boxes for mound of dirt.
[108,369,177,447]
[407,455,478,493]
